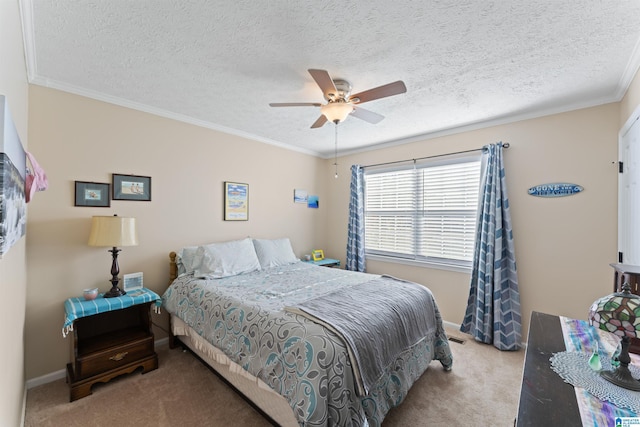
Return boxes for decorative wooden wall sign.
[528,183,583,198]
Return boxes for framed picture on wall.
[74,181,110,207]
[224,181,249,221]
[294,189,308,204]
[112,174,151,201]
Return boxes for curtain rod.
[361,142,510,169]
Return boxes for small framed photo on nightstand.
[123,272,143,292]
[312,249,324,261]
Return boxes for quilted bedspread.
[162,262,452,427]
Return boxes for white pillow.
[253,238,298,268]
[176,246,199,276]
[194,238,261,279]
[176,246,198,276]
[179,246,198,273]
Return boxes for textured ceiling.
[20,1,640,157]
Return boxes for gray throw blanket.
[285,275,437,396]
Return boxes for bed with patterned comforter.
[162,260,452,426]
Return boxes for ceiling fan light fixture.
[270,70,405,128]
[320,101,354,124]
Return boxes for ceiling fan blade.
[310,115,328,128]
[308,69,337,96]
[350,80,407,104]
[269,102,322,107]
[351,106,385,124]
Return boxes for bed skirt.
[171,315,299,427]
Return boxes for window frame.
[363,153,482,272]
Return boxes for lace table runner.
[550,316,640,426]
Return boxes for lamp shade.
[588,284,640,339]
[88,215,138,247]
[587,283,640,391]
[321,101,354,123]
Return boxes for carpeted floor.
[24,328,524,426]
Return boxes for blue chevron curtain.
[346,165,366,272]
[460,142,521,350]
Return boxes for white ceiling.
[20,1,640,158]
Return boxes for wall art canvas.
[294,189,308,204]
[0,95,26,258]
[224,181,249,221]
[308,195,319,209]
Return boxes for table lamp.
[588,282,640,391]
[88,214,138,298]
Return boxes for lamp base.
[600,366,640,391]
[104,254,126,298]
[104,286,126,298]
[103,282,126,298]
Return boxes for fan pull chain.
[334,124,339,179]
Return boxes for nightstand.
[63,288,161,401]
[305,258,340,268]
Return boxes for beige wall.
[0,0,29,425]
[325,103,621,340]
[22,51,640,386]
[25,86,328,378]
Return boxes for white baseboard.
[26,368,65,390]
[442,320,462,330]
[25,337,169,390]
[21,386,26,427]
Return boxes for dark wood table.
[516,311,581,426]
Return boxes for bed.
[162,237,453,427]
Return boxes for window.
[364,155,481,270]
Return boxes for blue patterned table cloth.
[63,288,161,337]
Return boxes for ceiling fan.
[269,69,407,128]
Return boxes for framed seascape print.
[74,181,110,207]
[294,189,308,204]
[224,181,249,221]
[112,174,151,201]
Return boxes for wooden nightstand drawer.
[74,333,154,379]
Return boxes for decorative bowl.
[83,288,99,300]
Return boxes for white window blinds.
[364,156,481,268]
